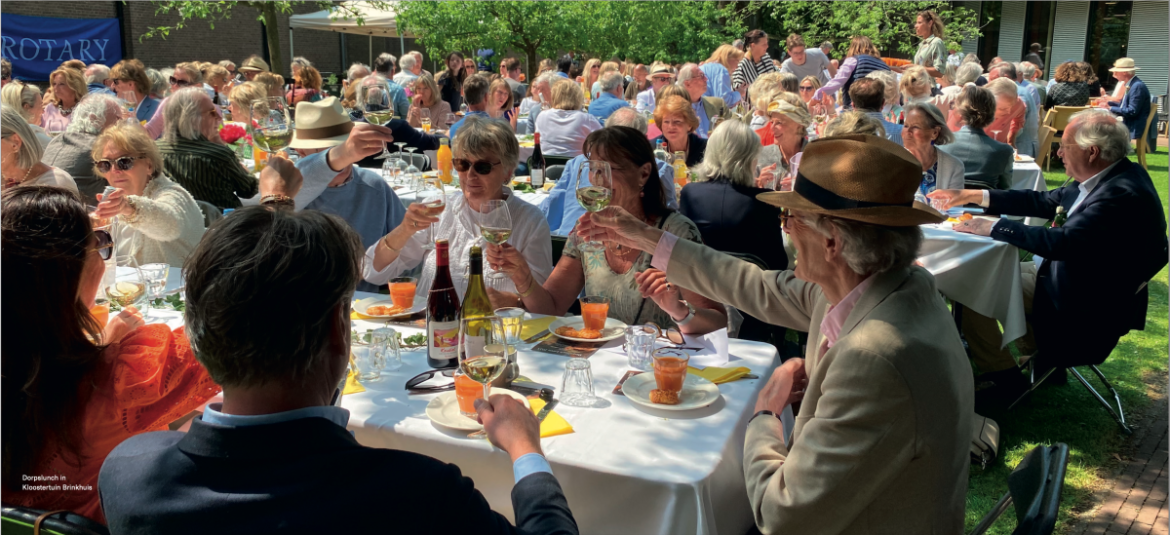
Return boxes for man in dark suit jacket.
[931,109,1167,385]
[1101,58,1154,149]
[98,173,578,535]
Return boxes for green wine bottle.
[462,246,493,319]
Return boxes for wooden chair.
[1136,102,1159,170]
[1035,126,1057,170]
[1045,106,1089,170]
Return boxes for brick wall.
[1,1,428,80]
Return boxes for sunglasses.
[95,156,141,174]
[453,158,503,174]
[169,76,192,87]
[779,208,792,230]
[799,86,815,91]
[90,229,113,261]
[405,367,457,394]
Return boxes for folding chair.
[545,164,565,182]
[1035,126,1056,170]
[968,443,1069,535]
[1045,106,1089,170]
[1136,103,1159,169]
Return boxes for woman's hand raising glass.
[575,205,656,253]
[400,201,443,236]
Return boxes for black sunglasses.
[169,76,192,87]
[91,229,113,261]
[95,156,141,174]
[799,86,815,91]
[405,367,456,394]
[453,158,503,174]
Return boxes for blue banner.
[1,14,122,80]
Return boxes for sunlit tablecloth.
[1011,160,1048,226]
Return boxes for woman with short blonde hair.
[1,82,50,147]
[228,81,268,124]
[254,72,284,98]
[900,65,954,118]
[981,77,1027,145]
[202,63,232,106]
[581,58,602,98]
[406,74,452,129]
[1,105,77,193]
[535,80,601,157]
[41,68,88,133]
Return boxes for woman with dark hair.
[436,52,468,112]
[1046,62,1091,109]
[812,35,891,108]
[0,186,218,524]
[731,29,776,104]
[486,126,727,333]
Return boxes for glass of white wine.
[117,90,138,122]
[106,253,149,313]
[416,177,446,251]
[575,159,612,253]
[475,199,513,280]
[246,96,293,156]
[361,78,395,159]
[459,315,507,438]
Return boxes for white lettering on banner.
[56,42,74,62]
[19,38,38,61]
[2,36,15,61]
[91,39,108,61]
[78,39,94,62]
[38,39,57,61]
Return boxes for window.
[977,2,1003,68]
[1085,1,1133,92]
[1022,2,1055,71]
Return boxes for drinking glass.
[106,253,149,313]
[117,90,138,121]
[371,327,402,373]
[625,324,659,371]
[140,263,170,303]
[443,113,458,132]
[360,78,395,159]
[245,97,293,155]
[404,147,421,183]
[416,177,446,251]
[419,108,432,134]
[652,348,690,398]
[351,344,382,382]
[561,358,597,407]
[475,199,513,280]
[579,296,610,332]
[574,160,612,253]
[459,316,507,437]
[460,101,469,114]
[494,307,525,345]
[388,276,418,310]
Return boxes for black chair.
[968,443,1069,535]
[546,165,565,182]
[550,235,568,266]
[723,252,791,353]
[544,155,573,168]
[1,506,109,535]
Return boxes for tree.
[143,1,390,76]
[754,1,981,58]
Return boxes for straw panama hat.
[1108,57,1139,73]
[290,97,353,150]
[239,56,270,73]
[756,134,945,227]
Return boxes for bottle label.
[531,169,544,187]
[428,320,459,361]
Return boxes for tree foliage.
[753,1,982,58]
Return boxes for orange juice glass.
[580,296,610,332]
[454,372,483,418]
[90,301,110,327]
[388,277,417,309]
[652,348,690,395]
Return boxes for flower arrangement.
[219,123,253,161]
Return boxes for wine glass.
[575,160,612,253]
[460,101,469,114]
[419,108,432,134]
[458,315,507,438]
[106,253,149,314]
[475,199,513,280]
[416,177,446,251]
[990,130,1002,143]
[245,97,293,155]
[443,112,457,133]
[360,78,395,159]
[404,147,421,183]
[117,90,138,121]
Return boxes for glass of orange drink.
[388,277,417,309]
[90,300,110,328]
[454,370,483,418]
[580,295,610,332]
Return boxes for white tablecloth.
[1011,160,1048,226]
[919,226,1027,347]
[346,302,779,535]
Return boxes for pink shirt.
[144,97,168,139]
[40,103,72,133]
[983,96,1025,144]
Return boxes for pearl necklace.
[3,165,36,189]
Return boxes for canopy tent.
[288,2,415,66]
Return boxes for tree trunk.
[525,45,539,82]
[261,3,284,76]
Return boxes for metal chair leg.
[1070,366,1133,435]
[1008,366,1057,411]
[968,492,1014,535]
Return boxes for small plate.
[1014,155,1035,163]
[548,317,628,343]
[354,296,425,319]
[623,373,721,411]
[425,388,530,431]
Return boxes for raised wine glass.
[458,315,507,438]
[106,252,149,314]
[575,160,612,253]
[475,199,512,280]
[245,96,293,155]
[360,78,395,159]
[117,90,138,122]
[416,177,446,251]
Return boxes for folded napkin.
[688,365,752,384]
[520,316,557,340]
[343,369,366,395]
[528,398,574,438]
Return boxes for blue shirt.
[699,62,741,107]
[387,79,411,119]
[692,100,711,139]
[555,72,570,79]
[587,92,629,123]
[87,83,114,96]
[864,111,903,145]
[540,154,677,236]
[1015,82,1040,157]
[449,110,490,139]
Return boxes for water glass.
[560,358,597,407]
[625,324,659,371]
[371,327,402,372]
[141,263,169,301]
[494,307,525,345]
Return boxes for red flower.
[219,123,247,144]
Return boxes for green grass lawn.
[963,147,1170,534]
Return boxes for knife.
[523,329,551,344]
[534,389,557,423]
[510,380,554,397]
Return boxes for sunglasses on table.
[453,159,503,174]
[94,156,142,173]
[90,229,113,261]
[405,367,457,394]
[169,76,193,87]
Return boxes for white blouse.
[363,189,554,301]
[534,109,602,158]
[28,167,78,194]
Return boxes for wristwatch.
[673,300,696,326]
[260,194,295,210]
[751,410,782,424]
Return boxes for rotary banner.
[1,13,123,80]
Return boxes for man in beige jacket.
[578,134,974,534]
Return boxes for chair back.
[1050,106,1089,134]
[1137,104,1159,169]
[195,201,222,228]
[543,155,573,168]
[1035,126,1057,169]
[550,235,568,266]
[1009,443,1070,535]
[546,164,565,182]
[1,507,109,535]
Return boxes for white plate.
[1014,155,1035,163]
[623,373,721,411]
[425,388,530,431]
[354,296,425,319]
[548,317,628,343]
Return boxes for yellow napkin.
[529,398,574,438]
[520,316,557,340]
[542,181,555,192]
[343,368,366,395]
[688,366,752,384]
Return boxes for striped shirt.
[731,54,777,92]
[157,137,258,210]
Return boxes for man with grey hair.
[372,53,410,118]
[587,71,629,122]
[84,64,115,96]
[931,108,1167,393]
[393,54,420,88]
[524,72,560,133]
[346,62,371,84]
[1020,61,1046,109]
[678,63,729,138]
[409,50,430,78]
[988,62,1039,156]
[42,93,122,203]
[156,87,258,209]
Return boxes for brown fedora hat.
[757,134,944,226]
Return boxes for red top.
[756,124,776,147]
[2,325,219,524]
